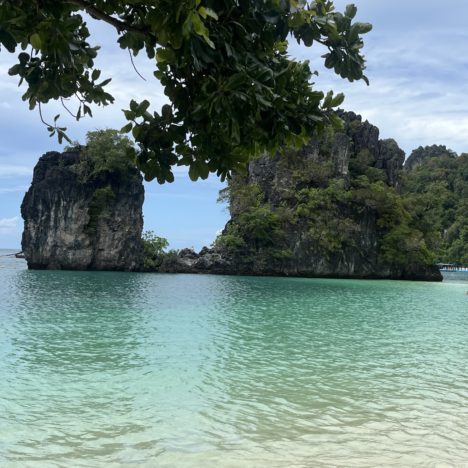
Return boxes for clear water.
[1,251,467,467]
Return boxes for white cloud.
[0,185,28,194]
[0,216,19,233]
[0,165,33,178]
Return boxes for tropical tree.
[142,230,170,269]
[0,0,371,182]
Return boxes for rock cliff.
[401,146,467,265]
[404,145,457,171]
[21,150,144,271]
[161,112,441,281]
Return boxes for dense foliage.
[66,129,136,234]
[215,124,436,272]
[401,147,468,264]
[0,0,371,182]
[142,230,170,269]
[68,129,135,180]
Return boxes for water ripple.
[0,262,467,466]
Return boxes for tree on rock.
[0,0,372,182]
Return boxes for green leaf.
[324,53,334,69]
[30,33,42,49]
[191,12,214,47]
[355,22,372,34]
[165,171,175,183]
[156,47,176,63]
[191,14,205,35]
[8,64,20,76]
[120,122,133,133]
[0,29,17,53]
[331,92,345,107]
[205,8,219,20]
[99,78,112,87]
[198,7,218,20]
[91,69,101,81]
[323,91,333,108]
[132,125,142,139]
[137,99,150,114]
[123,109,135,120]
[345,4,358,19]
[197,161,209,179]
[161,104,172,119]
[188,164,199,181]
[83,104,92,117]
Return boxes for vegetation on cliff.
[67,129,137,234]
[69,129,135,180]
[21,140,144,271]
[214,114,440,278]
[401,147,468,264]
[142,231,170,270]
[1,0,371,182]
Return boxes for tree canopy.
[65,128,135,177]
[0,0,371,182]
[401,148,468,265]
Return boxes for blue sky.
[1,0,468,249]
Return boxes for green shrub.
[86,186,115,235]
[142,230,169,269]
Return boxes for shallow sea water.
[1,251,467,467]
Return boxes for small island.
[21,130,144,271]
[20,115,467,281]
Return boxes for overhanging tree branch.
[65,0,153,37]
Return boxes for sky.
[1,0,468,249]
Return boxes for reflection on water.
[0,260,467,466]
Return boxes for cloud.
[0,165,33,178]
[0,185,28,194]
[0,216,19,233]
[288,3,468,156]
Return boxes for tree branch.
[128,49,147,81]
[65,0,152,37]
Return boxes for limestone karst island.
[1,1,468,467]
[21,114,466,281]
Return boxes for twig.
[128,49,147,81]
[38,102,50,126]
[61,97,78,118]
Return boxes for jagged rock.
[342,111,381,159]
[21,150,144,271]
[377,139,405,187]
[404,145,457,171]
[158,247,232,274]
[178,248,199,259]
[166,111,441,281]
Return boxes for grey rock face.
[377,139,405,187]
[163,111,441,282]
[157,247,233,274]
[343,111,405,187]
[21,151,144,271]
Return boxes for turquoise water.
[1,252,467,467]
